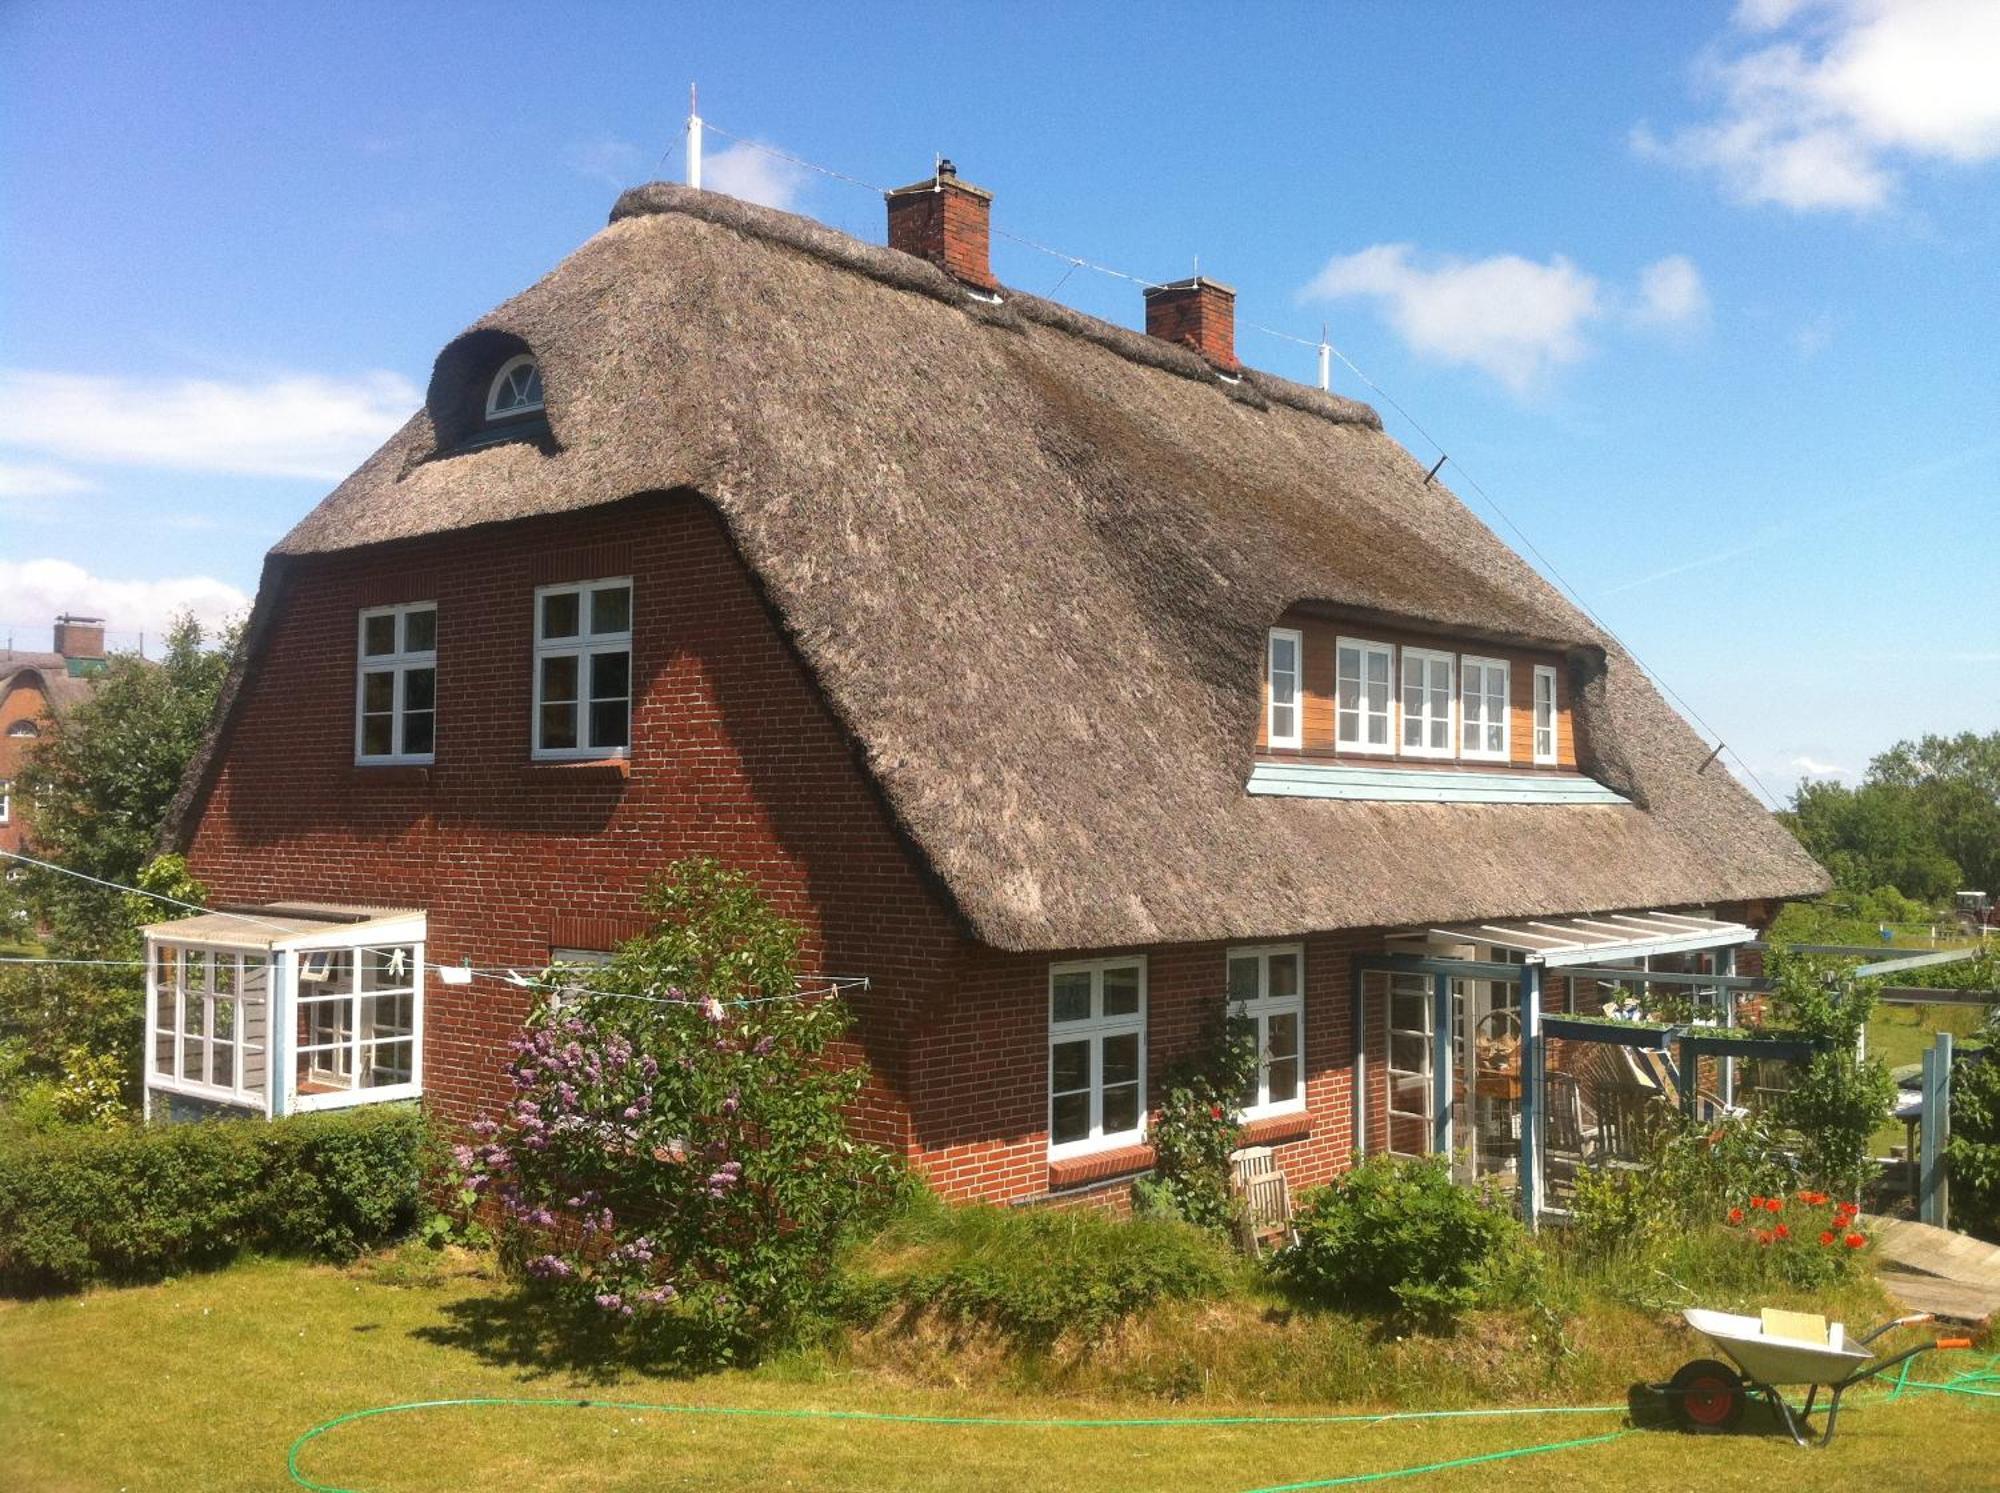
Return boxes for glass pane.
[589,699,629,751]
[539,703,577,751]
[1367,651,1390,686]
[1390,1032,1429,1074]
[362,670,395,712]
[540,653,578,702]
[1051,1089,1090,1144]
[540,590,580,640]
[1367,715,1388,746]
[590,650,630,702]
[360,715,392,758]
[1267,1054,1299,1105]
[363,1040,414,1087]
[590,584,631,635]
[363,946,414,991]
[362,613,396,657]
[1101,966,1140,1017]
[1051,1039,1090,1094]
[1227,956,1260,1003]
[1486,722,1503,754]
[1270,702,1295,740]
[402,710,435,757]
[1101,1082,1140,1135]
[1267,1010,1299,1059]
[1101,1032,1140,1087]
[403,667,435,712]
[1269,953,1299,1000]
[214,998,236,1041]
[213,957,236,996]
[402,608,436,653]
[1051,972,1091,1023]
[1390,988,1427,1032]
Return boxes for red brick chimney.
[885,160,997,291]
[52,614,105,661]
[1143,276,1238,370]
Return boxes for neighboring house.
[152,171,1827,1210]
[0,616,107,856]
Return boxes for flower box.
[1543,1014,1676,1050]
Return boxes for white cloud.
[0,369,419,482]
[1791,754,1853,779]
[1300,245,1703,394]
[0,558,250,644]
[566,135,649,192]
[1637,0,2000,213]
[0,461,97,499]
[1629,254,1711,329]
[703,140,809,211]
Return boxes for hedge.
[0,1104,425,1294]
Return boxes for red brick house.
[1,616,107,856]
[150,172,1826,1214]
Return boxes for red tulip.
[1845,1233,1866,1249]
[1728,1207,1745,1225]
[1819,1232,1836,1246]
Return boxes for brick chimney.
[885,160,997,291]
[53,614,105,661]
[1143,276,1238,370]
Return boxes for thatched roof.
[0,653,97,719]
[187,185,1826,951]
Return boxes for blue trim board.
[1247,761,1629,805]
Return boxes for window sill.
[1046,1143,1155,1191]
[1237,1110,1313,1147]
[520,758,630,781]
[350,765,431,786]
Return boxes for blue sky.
[2,1,1995,805]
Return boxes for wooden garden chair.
[1230,1146,1295,1257]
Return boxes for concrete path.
[1867,1215,2000,1325]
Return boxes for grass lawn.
[2,1253,1995,1492]
[1866,1002,1991,1154]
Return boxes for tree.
[13,614,237,957]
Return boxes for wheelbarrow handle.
[1858,1312,1934,1347]
[1937,1338,1974,1351]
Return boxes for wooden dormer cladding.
[1256,609,1578,771]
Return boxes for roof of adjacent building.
[0,651,98,719]
[174,184,1828,952]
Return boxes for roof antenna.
[685,83,703,191]
[1423,453,1447,485]
[1318,323,1331,392]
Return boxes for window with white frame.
[1227,945,1305,1117]
[1335,638,1394,753]
[0,779,9,824]
[355,603,437,763]
[1400,647,1454,757]
[1532,665,1559,765]
[294,943,420,1096]
[1048,957,1146,1156]
[486,354,544,420]
[1266,628,1302,749]
[547,947,615,1005]
[1459,656,1510,761]
[149,944,270,1103]
[533,579,632,758]
[5,719,36,737]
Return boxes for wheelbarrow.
[1654,1307,1973,1446]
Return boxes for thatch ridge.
[172,183,1825,949]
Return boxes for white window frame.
[354,602,437,766]
[1265,627,1303,750]
[1227,944,1306,1120]
[0,779,9,824]
[143,942,272,1110]
[532,579,634,761]
[1532,665,1559,765]
[288,940,425,1112]
[1334,637,1395,756]
[486,353,545,419]
[1047,956,1148,1160]
[1459,655,1511,763]
[1399,646,1456,759]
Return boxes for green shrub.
[853,1196,1236,1345]
[1273,1155,1526,1325]
[1140,1009,1258,1234]
[1948,1053,2000,1244]
[0,1104,424,1294]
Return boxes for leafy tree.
[1766,952,1896,1199]
[13,615,236,957]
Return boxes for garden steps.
[1866,1215,2000,1325]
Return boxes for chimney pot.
[886,162,996,292]
[1143,275,1238,371]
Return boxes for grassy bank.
[2,1250,1993,1492]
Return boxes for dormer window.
[486,355,544,420]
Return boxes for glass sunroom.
[140,904,426,1122]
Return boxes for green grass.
[1866,1003,1991,1153]
[2,1251,1996,1491]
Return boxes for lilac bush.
[463,859,902,1361]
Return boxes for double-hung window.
[1266,628,1302,749]
[356,603,437,764]
[1335,638,1394,754]
[1459,656,1510,761]
[533,579,633,758]
[1048,957,1146,1157]
[1532,665,1558,765]
[1227,945,1305,1118]
[1400,647,1454,758]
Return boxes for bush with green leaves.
[0,1103,424,1294]
[1133,1008,1257,1233]
[1765,952,1896,1198]
[464,858,904,1366]
[1948,1053,2000,1244]
[1570,1112,1801,1258]
[1273,1155,1528,1324]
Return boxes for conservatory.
[140,903,426,1122]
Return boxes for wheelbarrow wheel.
[1668,1358,1747,1433]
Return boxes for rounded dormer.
[426,329,556,452]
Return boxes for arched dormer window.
[5,720,38,738]
[486,354,544,421]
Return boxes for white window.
[1335,638,1394,754]
[5,719,36,737]
[294,943,421,1097]
[355,603,437,764]
[1400,647,1454,757]
[533,580,633,759]
[1532,665,1559,765]
[1048,957,1147,1157]
[1459,656,1510,762]
[148,944,270,1103]
[1266,628,1302,749]
[1227,945,1305,1118]
[0,779,9,824]
[486,354,544,419]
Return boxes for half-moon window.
[485,354,545,420]
[5,720,38,738]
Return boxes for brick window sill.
[519,758,630,782]
[1046,1143,1156,1191]
[1238,1111,1313,1147]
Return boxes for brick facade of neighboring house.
[160,171,1827,1205]
[0,619,107,855]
